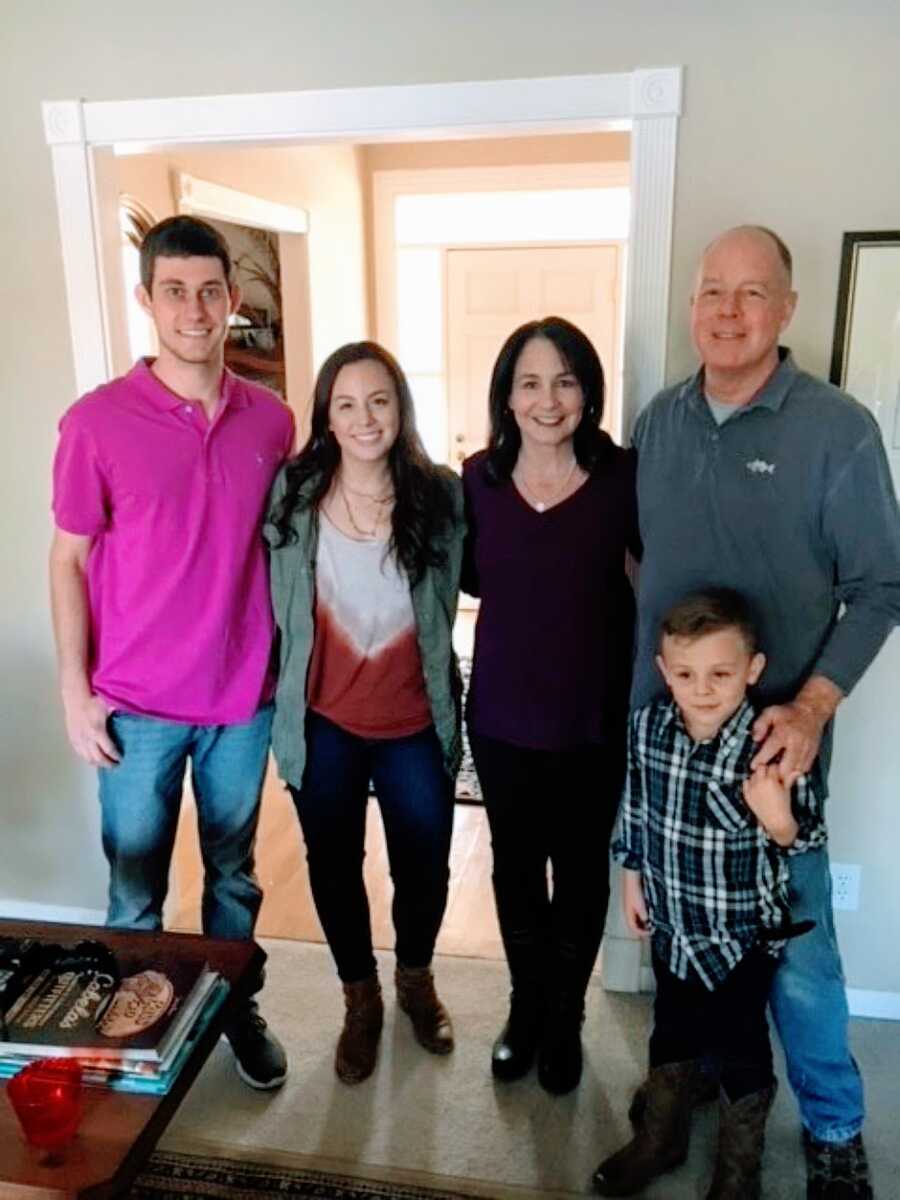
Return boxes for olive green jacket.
[264,467,465,789]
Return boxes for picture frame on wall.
[830,230,900,451]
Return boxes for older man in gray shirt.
[631,225,900,1200]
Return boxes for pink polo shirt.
[52,360,294,725]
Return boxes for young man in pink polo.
[50,216,294,1089]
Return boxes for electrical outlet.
[830,863,861,912]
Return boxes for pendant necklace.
[516,456,578,513]
[339,478,387,539]
[341,481,395,506]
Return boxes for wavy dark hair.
[483,316,613,483]
[269,341,454,584]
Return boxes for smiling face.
[657,626,765,741]
[690,229,797,396]
[137,255,239,370]
[507,336,585,452]
[328,358,401,466]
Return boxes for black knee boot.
[491,930,545,1082]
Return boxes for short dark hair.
[139,215,233,292]
[483,316,613,482]
[660,587,760,653]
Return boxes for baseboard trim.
[845,989,900,1021]
[0,900,106,926]
[634,970,899,1021]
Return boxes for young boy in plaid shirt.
[593,588,825,1199]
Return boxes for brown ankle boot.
[335,974,383,1084]
[705,1083,776,1200]
[592,1060,697,1196]
[395,965,454,1054]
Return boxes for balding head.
[690,226,798,402]
[700,226,793,290]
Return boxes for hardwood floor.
[165,767,504,960]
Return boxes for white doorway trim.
[41,68,680,995]
[176,171,309,235]
[42,67,682,437]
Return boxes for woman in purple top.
[462,316,639,1095]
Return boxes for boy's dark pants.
[650,944,778,1102]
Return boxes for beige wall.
[3,0,900,993]
[362,132,630,172]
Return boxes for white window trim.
[42,67,682,438]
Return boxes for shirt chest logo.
[745,458,776,476]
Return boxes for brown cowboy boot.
[592,1060,697,1196]
[706,1083,776,1199]
[628,1062,719,1126]
[335,974,383,1084]
[395,965,454,1054]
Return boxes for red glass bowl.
[7,1058,84,1148]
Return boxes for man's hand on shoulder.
[63,691,120,768]
[751,674,843,777]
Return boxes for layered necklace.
[514,455,579,513]
[338,476,394,539]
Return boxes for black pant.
[468,730,624,1008]
[650,946,778,1102]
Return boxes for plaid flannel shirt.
[611,697,827,991]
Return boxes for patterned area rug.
[130,1150,481,1199]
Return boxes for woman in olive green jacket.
[265,342,464,1087]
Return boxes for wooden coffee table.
[0,918,264,1198]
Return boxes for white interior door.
[446,244,622,467]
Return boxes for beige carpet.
[160,939,899,1199]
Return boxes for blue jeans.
[98,707,273,941]
[769,847,865,1142]
[289,711,454,983]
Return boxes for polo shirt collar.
[682,346,798,418]
[127,358,250,413]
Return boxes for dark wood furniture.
[0,918,264,1199]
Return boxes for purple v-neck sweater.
[462,447,639,751]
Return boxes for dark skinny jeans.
[289,710,454,984]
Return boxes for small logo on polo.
[255,453,265,467]
[746,458,775,475]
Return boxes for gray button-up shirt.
[632,349,900,782]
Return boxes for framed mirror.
[830,230,900,452]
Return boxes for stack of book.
[0,936,229,1094]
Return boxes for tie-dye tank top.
[307,514,431,738]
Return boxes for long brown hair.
[269,341,455,584]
